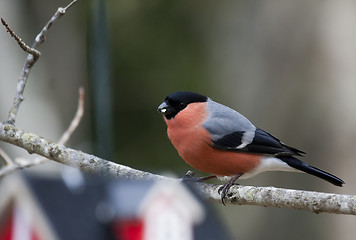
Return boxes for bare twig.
[58,87,85,145]
[0,157,45,178]
[3,0,78,125]
[0,86,85,176]
[32,0,78,48]
[0,147,14,166]
[1,19,40,59]
[0,165,17,178]
[0,122,355,215]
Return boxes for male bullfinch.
[158,91,344,204]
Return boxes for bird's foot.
[218,173,243,205]
[182,170,216,182]
[218,182,234,205]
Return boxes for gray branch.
[198,182,356,214]
[1,122,355,215]
[0,123,162,181]
[2,0,78,125]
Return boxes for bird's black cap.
[158,91,208,119]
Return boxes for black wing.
[212,128,305,157]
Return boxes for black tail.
[279,156,345,187]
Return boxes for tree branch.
[0,147,14,166]
[0,123,162,180]
[0,122,355,215]
[0,18,40,59]
[0,86,85,177]
[2,0,78,125]
[198,183,356,214]
[58,87,85,145]
[0,156,44,178]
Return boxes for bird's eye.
[179,102,186,108]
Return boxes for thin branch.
[0,157,45,178]
[58,87,85,145]
[3,0,78,125]
[32,0,78,48]
[1,18,40,59]
[0,86,85,175]
[0,165,17,178]
[0,147,14,166]
[0,122,355,215]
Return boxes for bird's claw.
[218,182,233,205]
[182,170,197,182]
[218,173,243,205]
[182,171,216,182]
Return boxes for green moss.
[49,145,62,158]
[21,132,36,142]
[4,125,12,132]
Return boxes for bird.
[157,91,344,204]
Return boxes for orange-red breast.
[158,91,344,204]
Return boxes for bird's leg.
[197,175,217,181]
[182,170,217,182]
[218,173,244,205]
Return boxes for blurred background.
[1,0,356,239]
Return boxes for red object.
[114,220,144,240]
[0,214,13,240]
[0,209,41,240]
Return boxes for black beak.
[157,101,169,114]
